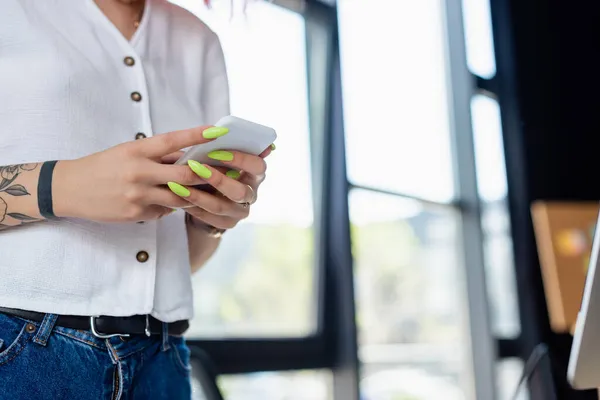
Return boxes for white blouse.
[0,0,230,322]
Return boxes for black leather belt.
[0,307,189,338]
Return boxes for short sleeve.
[202,32,230,125]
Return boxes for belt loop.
[33,314,58,346]
[161,322,170,352]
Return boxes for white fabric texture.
[0,0,230,322]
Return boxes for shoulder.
[150,0,220,45]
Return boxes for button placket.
[122,63,155,308]
[123,55,148,142]
[87,0,157,314]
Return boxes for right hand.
[53,126,223,222]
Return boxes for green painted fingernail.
[167,182,190,197]
[202,126,229,139]
[188,160,212,179]
[171,208,178,213]
[207,150,234,161]
[270,143,276,150]
[226,170,241,179]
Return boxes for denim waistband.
[7,312,173,360]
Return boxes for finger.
[185,208,241,230]
[211,166,231,175]
[135,125,229,159]
[259,148,271,159]
[161,151,185,164]
[137,205,174,222]
[206,150,267,177]
[143,162,235,186]
[207,166,243,182]
[198,165,256,204]
[259,144,275,159]
[143,187,192,208]
[140,162,209,186]
[240,172,262,187]
[209,166,242,180]
[167,183,249,218]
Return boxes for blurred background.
[168,0,600,399]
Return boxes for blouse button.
[131,92,142,102]
[135,132,146,140]
[124,56,135,67]
[136,251,149,263]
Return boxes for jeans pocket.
[169,337,192,377]
[0,313,34,367]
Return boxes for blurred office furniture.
[531,201,598,334]
[191,349,225,400]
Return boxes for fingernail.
[207,150,234,161]
[202,126,229,139]
[270,143,276,150]
[226,170,241,179]
[167,182,190,197]
[171,208,178,213]
[188,160,212,179]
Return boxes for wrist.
[185,213,225,238]
[52,159,78,219]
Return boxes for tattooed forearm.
[0,163,43,231]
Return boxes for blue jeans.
[0,312,192,399]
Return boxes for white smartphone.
[175,115,277,168]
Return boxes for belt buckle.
[89,316,131,339]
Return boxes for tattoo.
[0,163,41,230]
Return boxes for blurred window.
[462,0,497,78]
[497,359,528,400]
[339,1,474,397]
[350,191,469,400]
[339,0,455,203]
[191,370,333,400]
[172,0,316,339]
[170,0,513,399]
[471,95,520,339]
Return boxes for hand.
[169,145,274,230]
[53,126,229,222]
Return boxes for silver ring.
[246,185,257,204]
[235,185,256,208]
[240,185,256,208]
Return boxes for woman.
[0,0,271,398]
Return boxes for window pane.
[216,370,333,400]
[172,1,315,337]
[471,95,506,203]
[462,0,497,78]
[350,190,472,399]
[482,204,520,337]
[191,379,208,400]
[338,1,455,203]
[471,95,521,337]
[496,358,528,400]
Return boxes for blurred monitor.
[531,201,599,333]
[565,203,600,389]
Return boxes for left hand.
[165,146,273,230]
